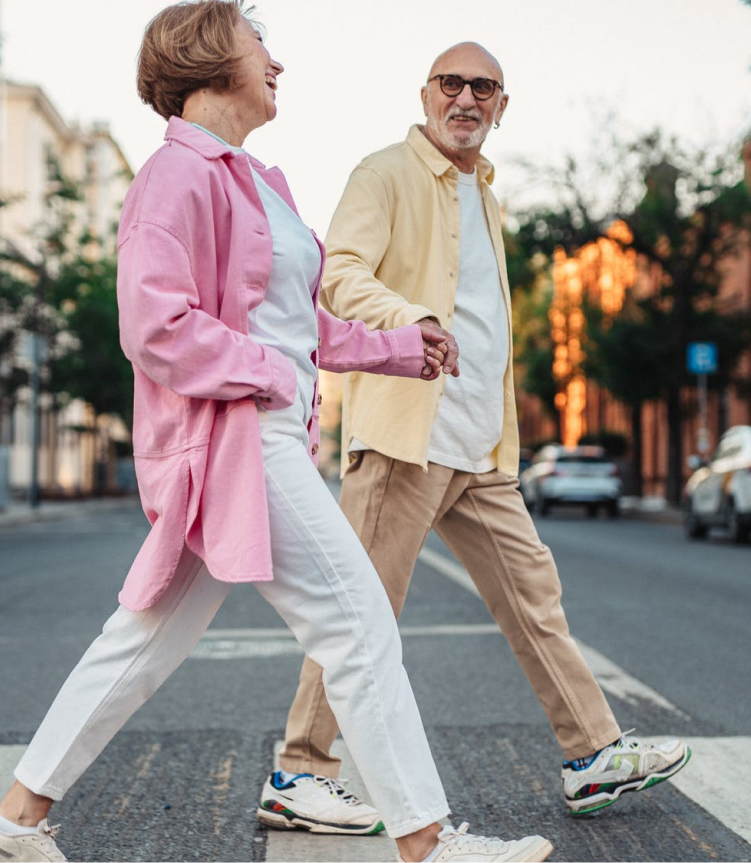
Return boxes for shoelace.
[438,822,506,852]
[614,728,640,750]
[312,775,361,806]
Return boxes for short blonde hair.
[137,0,258,121]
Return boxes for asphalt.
[0,492,684,530]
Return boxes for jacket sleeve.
[317,308,425,378]
[117,221,297,407]
[322,166,438,328]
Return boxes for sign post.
[686,342,718,457]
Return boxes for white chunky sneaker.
[563,731,691,814]
[0,819,67,862]
[256,771,384,834]
[397,822,553,863]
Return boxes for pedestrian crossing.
[1,547,749,858]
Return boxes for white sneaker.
[563,731,691,814]
[256,771,384,834]
[397,822,552,863]
[0,819,67,862]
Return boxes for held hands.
[418,318,460,381]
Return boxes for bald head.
[420,40,509,173]
[428,42,504,87]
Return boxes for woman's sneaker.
[563,732,691,814]
[0,818,67,861]
[257,771,384,834]
[396,822,553,863]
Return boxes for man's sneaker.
[257,771,384,834]
[563,731,691,814]
[0,818,67,861]
[397,822,553,863]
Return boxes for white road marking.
[662,736,751,845]
[418,546,751,848]
[418,546,691,719]
[264,740,396,863]
[2,549,746,854]
[189,624,500,659]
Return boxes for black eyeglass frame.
[427,74,504,101]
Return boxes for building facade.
[0,80,133,500]
[538,158,751,498]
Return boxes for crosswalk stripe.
[418,546,690,719]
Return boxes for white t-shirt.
[425,168,509,473]
[248,168,321,427]
[190,125,321,426]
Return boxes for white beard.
[427,111,491,151]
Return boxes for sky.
[3,0,751,235]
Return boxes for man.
[256,41,690,836]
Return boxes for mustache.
[445,110,483,122]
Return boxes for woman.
[0,3,552,861]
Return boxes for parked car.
[520,444,622,517]
[683,425,751,543]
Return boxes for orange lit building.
[536,160,751,497]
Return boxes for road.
[1,498,749,862]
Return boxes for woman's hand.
[418,318,460,380]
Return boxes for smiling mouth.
[265,75,277,91]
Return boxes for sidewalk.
[0,495,140,529]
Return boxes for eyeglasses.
[427,74,503,101]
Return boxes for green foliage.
[0,157,131,428]
[49,252,133,427]
[506,229,559,419]
[510,127,751,501]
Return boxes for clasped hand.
[418,318,460,381]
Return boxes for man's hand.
[418,318,460,380]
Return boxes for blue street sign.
[687,342,718,374]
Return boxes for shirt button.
[449,271,455,278]
[311,443,319,455]
[452,233,458,239]
[453,196,459,202]
[317,394,322,406]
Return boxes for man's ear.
[495,93,509,125]
[420,86,429,118]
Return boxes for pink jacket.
[116,117,424,611]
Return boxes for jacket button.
[349,453,357,464]
[311,443,319,455]
[317,394,322,406]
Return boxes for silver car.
[520,444,622,518]
[684,425,751,543]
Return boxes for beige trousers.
[279,452,621,773]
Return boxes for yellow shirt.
[323,124,520,476]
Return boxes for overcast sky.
[3,0,750,234]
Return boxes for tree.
[510,129,751,502]
[504,230,561,438]
[48,250,133,428]
[0,158,130,497]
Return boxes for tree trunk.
[666,384,683,504]
[631,400,643,498]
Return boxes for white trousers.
[15,400,449,838]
